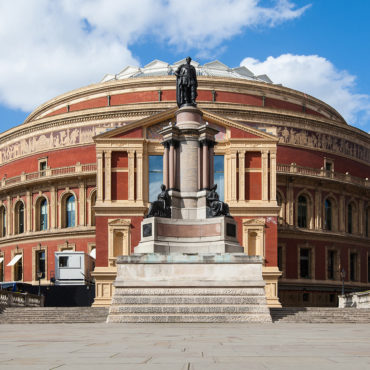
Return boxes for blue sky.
[0,0,369,134]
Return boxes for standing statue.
[207,184,230,217]
[174,56,198,108]
[146,184,171,218]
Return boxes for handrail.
[1,163,96,190]
[0,289,44,307]
[277,163,369,188]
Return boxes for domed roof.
[100,59,273,84]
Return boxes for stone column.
[97,151,103,202]
[315,189,322,230]
[79,181,86,226]
[225,153,231,201]
[262,151,268,201]
[7,196,12,235]
[50,186,57,229]
[339,195,345,232]
[169,142,175,190]
[198,143,202,190]
[173,143,178,190]
[163,143,169,188]
[287,181,294,225]
[358,199,364,235]
[26,191,32,232]
[230,151,237,201]
[270,151,277,201]
[136,151,143,202]
[239,150,245,201]
[202,141,209,189]
[128,151,135,201]
[104,150,112,202]
[209,144,214,188]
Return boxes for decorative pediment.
[108,218,131,227]
[243,218,266,226]
[94,106,277,143]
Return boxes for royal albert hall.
[0,59,369,308]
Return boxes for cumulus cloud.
[241,54,370,129]
[0,0,309,112]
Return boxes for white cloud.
[241,54,370,129]
[0,0,309,112]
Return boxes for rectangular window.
[59,256,69,268]
[327,250,336,280]
[350,253,357,281]
[300,248,310,279]
[214,155,224,201]
[36,250,46,279]
[39,159,48,177]
[14,256,22,281]
[148,156,163,202]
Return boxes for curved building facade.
[0,59,369,307]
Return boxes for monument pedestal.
[107,103,273,322]
[135,216,243,254]
[108,253,271,323]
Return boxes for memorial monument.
[107,57,271,323]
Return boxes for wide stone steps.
[0,307,109,324]
[108,287,272,323]
[112,295,267,305]
[270,308,370,323]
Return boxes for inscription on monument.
[143,223,152,237]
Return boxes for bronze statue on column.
[175,57,198,108]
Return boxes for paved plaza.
[0,323,370,369]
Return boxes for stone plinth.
[107,253,272,323]
[134,216,243,254]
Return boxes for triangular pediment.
[108,218,131,226]
[243,218,266,226]
[94,106,277,142]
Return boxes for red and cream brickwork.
[0,65,368,307]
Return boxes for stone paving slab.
[0,323,369,369]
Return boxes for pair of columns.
[162,139,215,192]
[198,140,214,190]
[163,140,178,190]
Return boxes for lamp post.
[37,271,42,296]
[340,268,346,296]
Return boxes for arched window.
[66,195,75,228]
[40,198,48,231]
[324,199,332,231]
[347,203,353,234]
[297,195,307,228]
[15,201,24,234]
[0,206,6,237]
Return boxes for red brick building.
[0,59,369,307]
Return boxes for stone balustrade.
[277,163,369,188]
[0,289,44,308]
[0,163,97,191]
[338,290,370,308]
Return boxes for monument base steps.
[107,253,272,323]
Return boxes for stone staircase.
[270,307,370,323]
[0,307,109,324]
[108,287,272,323]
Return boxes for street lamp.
[37,271,43,296]
[340,268,346,296]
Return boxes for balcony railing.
[277,163,369,188]
[1,162,96,190]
